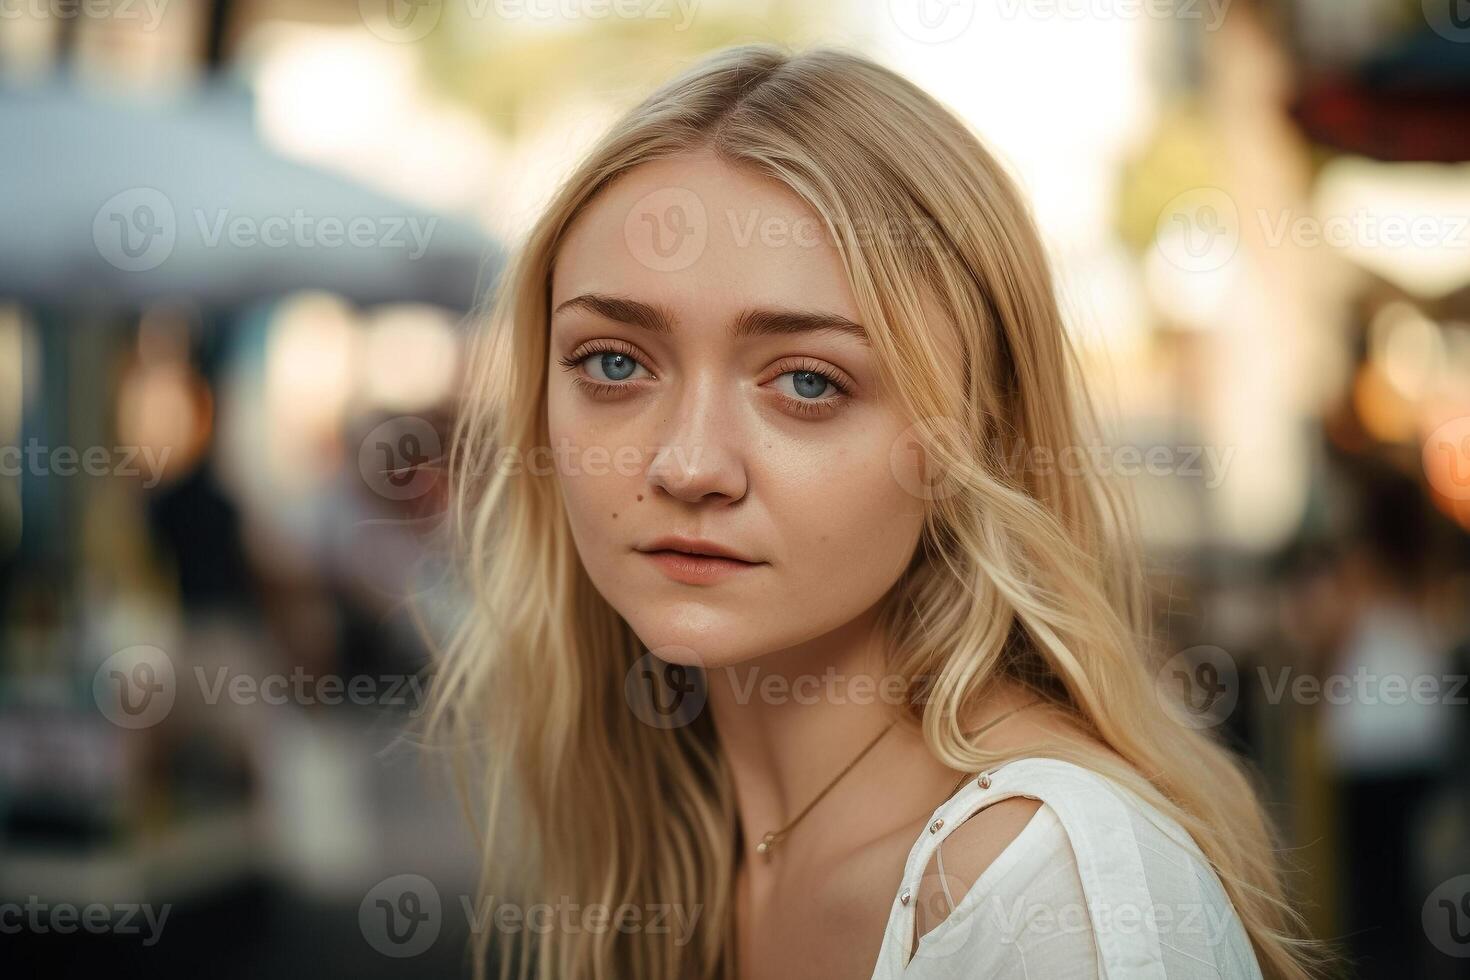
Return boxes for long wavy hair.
[423,42,1322,980]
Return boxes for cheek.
[546,388,643,558]
[545,373,580,449]
[768,425,926,599]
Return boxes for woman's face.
[547,149,929,670]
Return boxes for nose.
[646,377,748,505]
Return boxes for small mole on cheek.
[636,494,644,502]
[612,512,618,519]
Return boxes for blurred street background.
[1,1,1468,977]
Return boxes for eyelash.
[556,341,853,418]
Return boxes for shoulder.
[903,795,1099,977]
[912,795,1046,941]
[901,758,1262,978]
[926,757,1222,897]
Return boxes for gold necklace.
[754,718,898,859]
[942,696,1046,798]
[751,696,1046,860]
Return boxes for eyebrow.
[551,292,870,346]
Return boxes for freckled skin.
[545,150,929,670]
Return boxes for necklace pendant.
[755,832,778,857]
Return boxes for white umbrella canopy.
[1,78,503,312]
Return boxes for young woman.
[426,43,1323,980]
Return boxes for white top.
[869,758,1264,979]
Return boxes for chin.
[620,610,765,671]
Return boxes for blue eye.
[569,348,650,383]
[774,369,835,400]
[590,351,640,382]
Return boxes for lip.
[637,535,760,564]
[639,550,764,585]
[635,535,765,586]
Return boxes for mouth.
[635,536,766,585]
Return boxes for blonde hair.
[424,42,1323,980]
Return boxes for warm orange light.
[1352,364,1417,444]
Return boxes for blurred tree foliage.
[1114,96,1227,253]
[413,1,834,141]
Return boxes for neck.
[706,602,936,864]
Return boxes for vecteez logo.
[623,186,708,273]
[93,644,176,729]
[888,0,975,43]
[358,416,443,501]
[624,647,707,729]
[1154,187,1240,273]
[1154,644,1239,730]
[360,874,442,957]
[93,188,176,272]
[1424,0,1470,44]
[1424,874,1470,958]
[1424,415,1470,503]
[92,189,440,273]
[359,0,443,42]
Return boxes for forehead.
[550,151,862,328]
